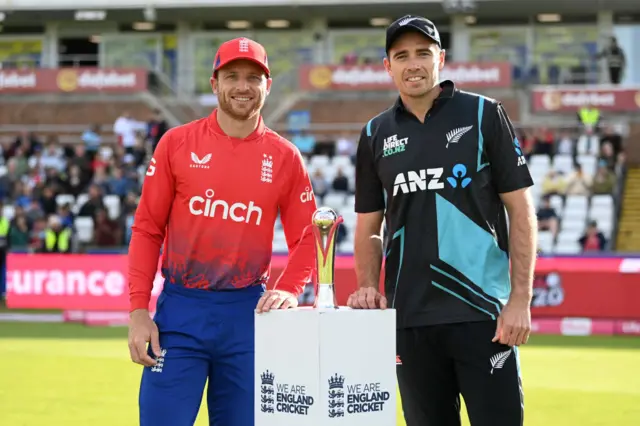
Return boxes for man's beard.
[217,93,263,121]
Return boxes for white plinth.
[255,307,396,426]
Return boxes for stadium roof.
[1,0,639,25]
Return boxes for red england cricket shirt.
[128,109,317,311]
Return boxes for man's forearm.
[508,205,537,302]
[354,234,383,289]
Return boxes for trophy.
[311,207,343,309]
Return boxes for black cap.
[385,15,442,55]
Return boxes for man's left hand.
[256,290,299,313]
[492,298,531,347]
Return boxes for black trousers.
[609,67,622,84]
[397,321,524,426]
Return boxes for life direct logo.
[260,370,315,416]
[327,374,391,417]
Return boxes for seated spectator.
[598,142,616,172]
[40,215,72,254]
[8,213,30,249]
[93,208,121,247]
[536,196,559,238]
[81,124,102,158]
[26,197,45,224]
[540,170,567,196]
[67,144,93,183]
[591,166,616,194]
[127,134,148,168]
[39,185,58,216]
[533,128,555,158]
[44,166,66,194]
[14,182,33,209]
[114,111,145,154]
[311,170,329,204]
[38,141,66,173]
[77,184,105,218]
[565,164,592,195]
[335,133,356,157]
[599,125,623,157]
[556,131,575,156]
[91,165,111,195]
[57,203,74,229]
[147,109,168,151]
[332,168,350,193]
[109,167,137,198]
[578,220,606,252]
[62,164,88,197]
[12,130,41,158]
[292,131,316,157]
[9,148,29,177]
[29,217,46,252]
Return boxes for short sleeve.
[355,126,385,213]
[486,103,534,194]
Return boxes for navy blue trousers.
[139,282,264,426]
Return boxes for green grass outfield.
[1,322,639,426]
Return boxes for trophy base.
[314,284,338,309]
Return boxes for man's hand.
[347,287,387,309]
[256,289,299,313]
[493,297,531,347]
[128,309,161,367]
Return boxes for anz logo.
[446,164,472,188]
[393,164,472,195]
[393,168,444,195]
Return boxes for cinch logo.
[328,373,391,416]
[300,187,314,203]
[260,370,315,416]
[189,189,263,225]
[382,134,408,158]
[393,168,444,195]
[446,164,472,188]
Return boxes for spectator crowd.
[0,109,168,253]
[0,105,626,256]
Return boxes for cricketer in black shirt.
[355,80,534,328]
[349,14,537,426]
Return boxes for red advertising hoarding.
[531,86,640,112]
[6,254,640,321]
[299,62,512,91]
[0,67,148,93]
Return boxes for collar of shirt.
[393,79,456,117]
[207,108,266,142]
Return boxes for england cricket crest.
[327,373,345,417]
[260,370,275,413]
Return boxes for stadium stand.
[0,2,637,259]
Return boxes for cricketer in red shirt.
[128,37,317,426]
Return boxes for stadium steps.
[615,167,640,252]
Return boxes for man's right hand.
[128,309,161,367]
[347,287,387,310]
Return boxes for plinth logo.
[327,373,391,417]
[260,370,315,416]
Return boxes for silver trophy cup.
[312,207,340,309]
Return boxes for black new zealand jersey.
[355,81,534,329]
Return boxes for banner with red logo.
[531,86,640,112]
[0,68,148,93]
[6,254,640,320]
[299,62,512,91]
